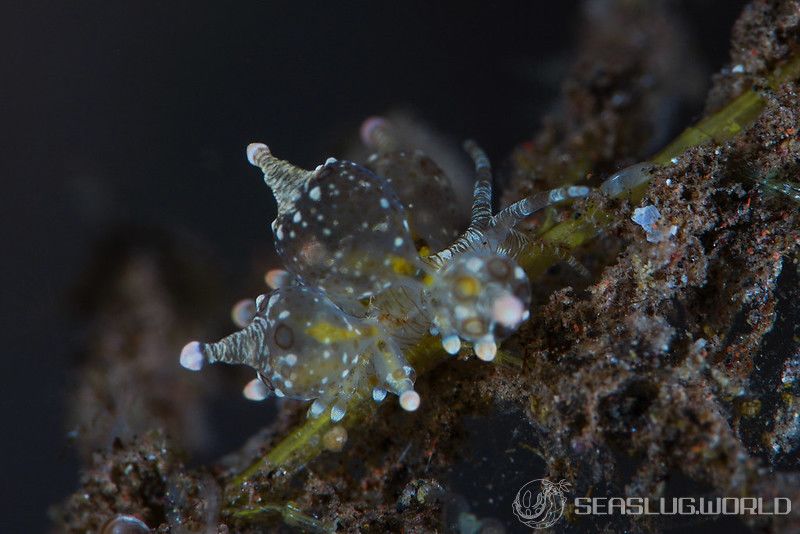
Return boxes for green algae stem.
[230,502,335,533]
[224,52,800,518]
[655,53,800,165]
[652,89,764,164]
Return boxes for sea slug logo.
[512,478,571,529]
[512,478,791,528]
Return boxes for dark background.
[1,1,745,531]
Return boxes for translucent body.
[599,162,655,197]
[365,150,461,251]
[181,122,639,419]
[273,159,422,300]
[256,286,371,400]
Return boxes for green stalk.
[229,502,335,533]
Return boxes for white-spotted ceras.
[177,117,641,422]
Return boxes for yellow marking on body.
[306,322,377,343]
[455,276,481,298]
[389,255,416,276]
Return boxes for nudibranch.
[180,117,598,421]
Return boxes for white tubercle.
[399,390,421,412]
[180,341,204,371]
[442,334,461,355]
[330,404,346,422]
[231,298,257,328]
[492,293,526,328]
[265,268,291,289]
[246,142,268,166]
[474,338,497,362]
[242,378,270,401]
[309,399,326,418]
[359,116,388,148]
